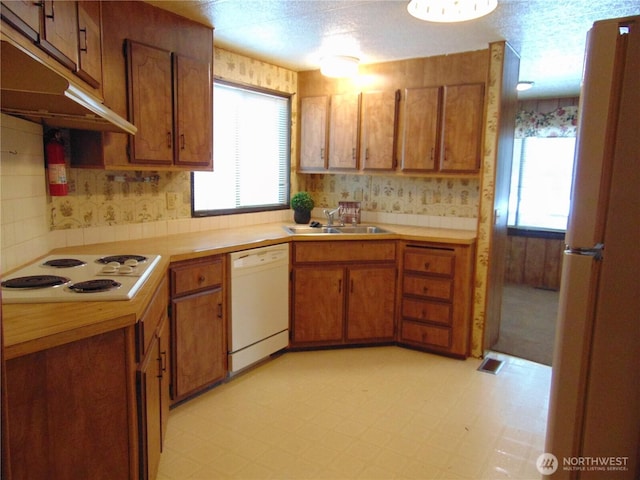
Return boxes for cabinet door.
[0,1,40,42]
[328,93,359,169]
[76,0,102,88]
[126,40,174,165]
[40,0,78,70]
[138,334,162,480]
[346,266,396,341]
[299,95,329,170]
[158,314,171,449]
[401,87,441,171]
[292,267,344,344]
[174,53,213,168]
[172,289,225,401]
[441,83,484,172]
[360,91,397,170]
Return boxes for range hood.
[0,40,136,134]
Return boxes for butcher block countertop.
[2,222,476,359]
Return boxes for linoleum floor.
[158,346,550,480]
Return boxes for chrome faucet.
[323,207,343,226]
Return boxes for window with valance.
[508,105,579,231]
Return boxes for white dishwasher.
[229,243,289,373]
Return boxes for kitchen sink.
[336,226,392,234]
[284,226,341,234]
[283,225,392,235]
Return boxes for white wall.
[0,114,51,272]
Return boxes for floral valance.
[515,106,579,138]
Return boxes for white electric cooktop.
[1,254,161,303]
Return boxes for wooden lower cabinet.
[170,256,227,404]
[5,328,137,480]
[398,242,475,357]
[137,275,170,480]
[291,241,397,347]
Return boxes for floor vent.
[477,357,504,375]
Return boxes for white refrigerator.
[544,15,640,479]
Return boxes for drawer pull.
[198,275,206,284]
[217,303,223,319]
[424,262,430,271]
[423,286,429,293]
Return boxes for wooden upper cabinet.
[126,40,174,165]
[1,0,79,71]
[174,54,213,167]
[0,1,40,41]
[360,90,398,170]
[441,83,484,172]
[40,0,78,70]
[328,93,360,169]
[75,0,102,89]
[299,95,329,170]
[402,86,441,171]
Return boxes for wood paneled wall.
[504,234,565,290]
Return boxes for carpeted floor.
[491,283,559,366]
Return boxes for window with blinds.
[507,136,576,231]
[192,81,291,216]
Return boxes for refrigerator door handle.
[566,243,604,260]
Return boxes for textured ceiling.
[145,0,640,99]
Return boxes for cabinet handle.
[217,303,223,318]
[338,279,342,294]
[79,28,88,52]
[44,0,54,20]
[350,279,354,293]
[365,148,370,160]
[160,350,167,373]
[166,132,172,148]
[197,275,206,284]
[424,262,430,271]
[423,286,429,294]
[430,147,434,161]
[320,147,325,160]
[351,148,356,160]
[180,133,186,150]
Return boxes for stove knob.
[119,265,134,274]
[102,265,118,274]
[124,259,139,267]
[107,261,121,268]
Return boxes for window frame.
[191,78,292,217]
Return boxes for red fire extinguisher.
[45,130,68,196]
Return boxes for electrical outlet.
[166,192,179,210]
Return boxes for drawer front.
[404,249,454,276]
[294,241,396,263]
[171,257,223,296]
[402,298,452,325]
[401,321,451,349]
[403,275,452,301]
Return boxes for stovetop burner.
[43,258,87,268]
[97,255,147,265]
[68,279,122,293]
[1,275,71,289]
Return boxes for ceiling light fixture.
[320,55,360,78]
[407,0,498,23]
[516,81,535,91]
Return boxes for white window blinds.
[193,82,290,215]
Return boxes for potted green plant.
[290,191,314,224]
